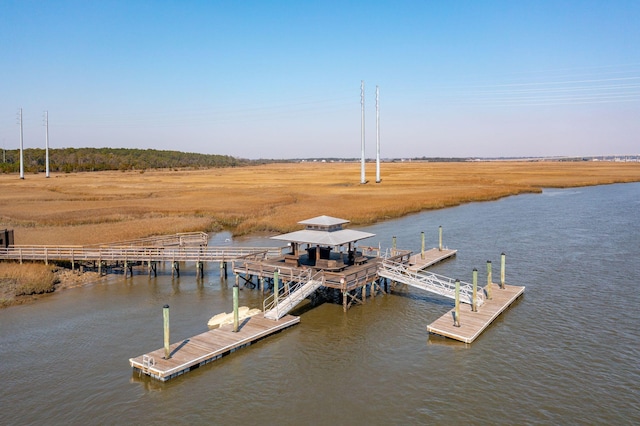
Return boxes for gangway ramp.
[263,270,324,320]
[378,259,486,307]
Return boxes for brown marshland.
[1,161,639,246]
[1,160,639,306]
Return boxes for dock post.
[486,260,492,300]
[273,270,279,307]
[163,305,170,359]
[260,277,264,295]
[472,268,478,312]
[220,261,228,279]
[454,279,461,327]
[500,252,506,289]
[439,225,443,251]
[233,282,239,332]
[392,236,396,250]
[421,231,425,259]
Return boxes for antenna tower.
[376,85,381,183]
[360,80,366,184]
[44,111,50,178]
[18,108,24,179]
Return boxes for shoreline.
[1,267,105,309]
[2,161,639,246]
[1,162,639,308]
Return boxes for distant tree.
[1,148,254,174]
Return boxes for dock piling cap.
[163,304,169,309]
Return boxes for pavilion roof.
[271,215,375,246]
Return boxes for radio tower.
[360,80,366,184]
[18,108,24,179]
[44,111,50,178]
[376,85,381,183]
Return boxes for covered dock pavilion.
[270,215,376,271]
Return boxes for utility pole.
[360,80,366,184]
[18,108,24,179]
[44,111,50,178]
[375,85,381,183]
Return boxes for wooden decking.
[427,283,525,343]
[130,313,300,381]
[407,248,457,271]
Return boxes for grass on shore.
[1,161,639,245]
[0,263,57,307]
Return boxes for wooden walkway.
[0,245,283,264]
[427,283,525,343]
[130,314,299,381]
[407,248,457,271]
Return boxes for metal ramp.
[263,270,324,320]
[378,259,486,307]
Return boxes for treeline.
[0,148,251,173]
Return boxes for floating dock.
[407,248,457,271]
[427,283,525,343]
[130,314,299,381]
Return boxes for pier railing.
[263,269,325,319]
[378,259,486,307]
[90,232,210,248]
[0,246,284,264]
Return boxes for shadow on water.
[387,289,456,307]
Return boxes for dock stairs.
[263,270,324,320]
[378,259,486,307]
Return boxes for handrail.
[263,269,324,318]
[378,259,485,307]
[91,232,209,248]
[0,246,284,263]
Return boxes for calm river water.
[2,183,639,425]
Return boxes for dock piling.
[439,225,443,251]
[472,268,478,312]
[233,282,239,332]
[454,279,461,327]
[487,260,492,300]
[163,305,170,359]
[274,270,279,306]
[501,252,506,289]
[421,231,425,259]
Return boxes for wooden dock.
[407,248,457,271]
[427,283,525,343]
[130,313,299,381]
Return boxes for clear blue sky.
[1,0,638,159]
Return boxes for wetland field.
[1,161,639,246]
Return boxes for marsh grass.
[0,263,57,306]
[1,161,639,245]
